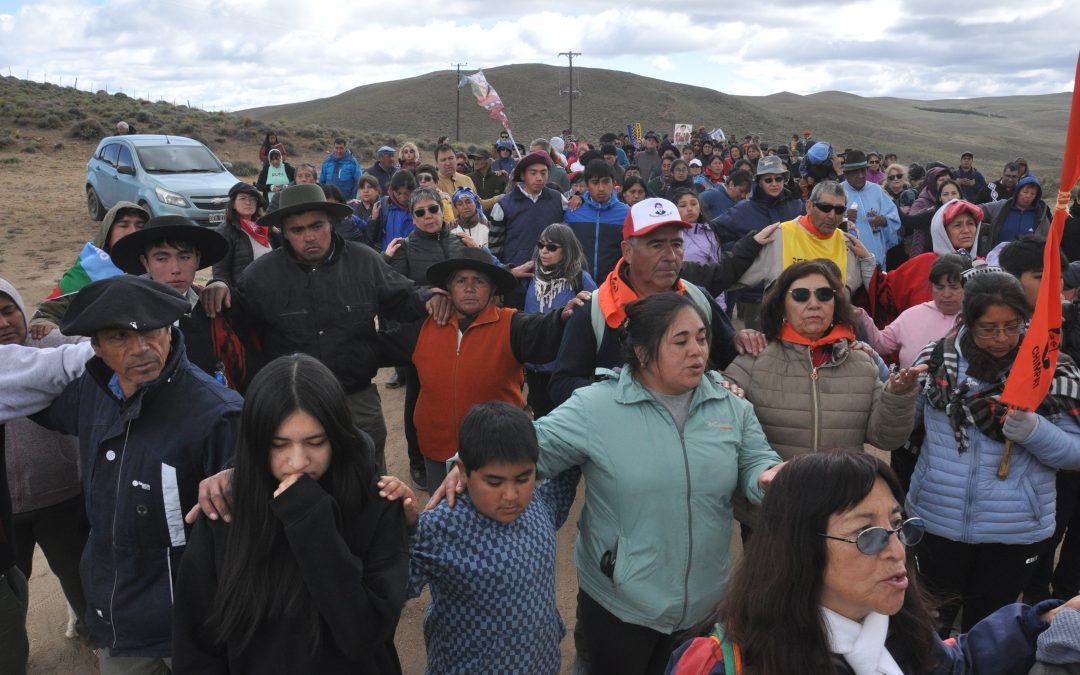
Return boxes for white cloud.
[652,56,675,72]
[0,0,1074,109]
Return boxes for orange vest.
[413,304,525,461]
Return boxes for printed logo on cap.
[651,201,674,218]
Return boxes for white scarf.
[821,607,903,675]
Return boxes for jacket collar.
[414,226,450,241]
[451,301,502,331]
[607,366,733,412]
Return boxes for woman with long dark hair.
[524,222,597,418]
[173,354,408,673]
[667,452,1079,674]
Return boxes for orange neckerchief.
[779,322,856,349]
[794,213,831,240]
[596,258,687,328]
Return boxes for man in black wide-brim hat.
[110,214,258,392]
[198,183,445,473]
[32,275,243,673]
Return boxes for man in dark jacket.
[34,275,243,673]
[955,152,987,202]
[200,184,439,472]
[466,148,508,214]
[975,161,1021,204]
[367,146,398,194]
[488,151,567,307]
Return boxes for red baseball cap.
[623,198,692,240]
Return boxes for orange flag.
[1001,51,1080,410]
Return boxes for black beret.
[60,276,191,337]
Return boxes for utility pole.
[452,62,468,141]
[558,51,581,136]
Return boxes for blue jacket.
[37,332,241,657]
[524,271,598,374]
[906,352,1080,544]
[710,188,803,246]
[319,149,363,199]
[564,193,630,281]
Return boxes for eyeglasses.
[536,241,562,252]
[788,287,836,303]
[813,202,847,215]
[412,205,440,218]
[972,322,1024,339]
[760,175,785,184]
[821,518,925,555]
[887,174,904,180]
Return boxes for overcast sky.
[0,0,1076,111]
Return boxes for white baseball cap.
[623,198,692,240]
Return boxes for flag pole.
[997,50,1080,479]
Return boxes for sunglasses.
[821,518,925,555]
[813,202,847,215]
[412,205,440,218]
[536,241,562,252]
[760,175,785,184]
[418,175,435,183]
[887,174,904,180]
[788,287,836,303]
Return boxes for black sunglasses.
[813,202,846,215]
[536,241,562,252]
[821,518,925,555]
[412,205,440,218]
[788,287,836,303]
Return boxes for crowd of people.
[2,122,1080,675]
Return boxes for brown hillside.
[242,64,1072,191]
[240,64,773,148]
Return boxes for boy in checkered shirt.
[380,401,579,674]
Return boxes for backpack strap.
[590,297,608,355]
[681,280,714,322]
[709,623,742,674]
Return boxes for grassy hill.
[0,66,1072,195]
[241,63,1073,192]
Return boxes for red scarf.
[780,323,857,368]
[238,217,269,248]
[596,258,688,328]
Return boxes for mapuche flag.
[458,70,511,129]
[1001,51,1080,409]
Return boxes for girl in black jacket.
[172,354,409,674]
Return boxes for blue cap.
[377,145,395,154]
[807,142,832,164]
[496,140,514,150]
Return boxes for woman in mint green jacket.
[534,292,782,674]
[433,291,783,674]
